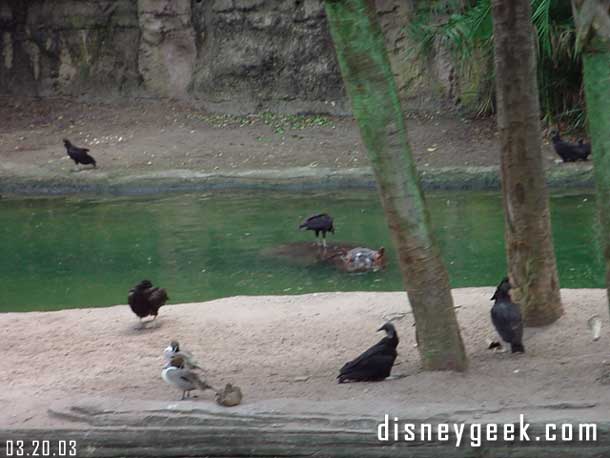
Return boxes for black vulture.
[337,322,399,383]
[551,131,590,162]
[127,280,169,324]
[578,139,592,158]
[63,139,97,168]
[162,355,215,400]
[490,277,524,353]
[299,213,334,247]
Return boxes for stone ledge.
[0,165,595,196]
[2,397,608,457]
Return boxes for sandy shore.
[1,288,610,429]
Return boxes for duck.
[163,340,202,370]
[161,355,215,400]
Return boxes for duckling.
[215,383,243,407]
[162,355,215,400]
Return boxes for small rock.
[294,376,309,382]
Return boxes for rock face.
[190,0,346,113]
[138,0,196,98]
[0,0,141,97]
[0,0,449,114]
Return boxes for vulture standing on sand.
[127,280,169,323]
[63,138,97,168]
[162,355,215,400]
[299,213,335,247]
[490,277,525,353]
[337,322,399,383]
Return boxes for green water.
[0,191,604,312]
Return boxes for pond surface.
[0,190,603,312]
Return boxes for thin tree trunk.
[324,0,467,371]
[491,0,563,326]
[571,0,610,305]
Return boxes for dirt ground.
[0,97,576,181]
[1,288,609,428]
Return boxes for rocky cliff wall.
[0,0,448,114]
[0,0,141,97]
[191,0,346,113]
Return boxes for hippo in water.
[342,247,386,273]
[262,242,387,273]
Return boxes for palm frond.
[405,0,585,129]
[532,0,552,57]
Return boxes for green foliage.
[407,0,584,130]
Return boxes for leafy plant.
[407,0,584,131]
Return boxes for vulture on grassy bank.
[551,131,590,162]
[63,139,97,168]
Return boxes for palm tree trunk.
[491,0,563,326]
[324,0,467,371]
[571,0,610,304]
